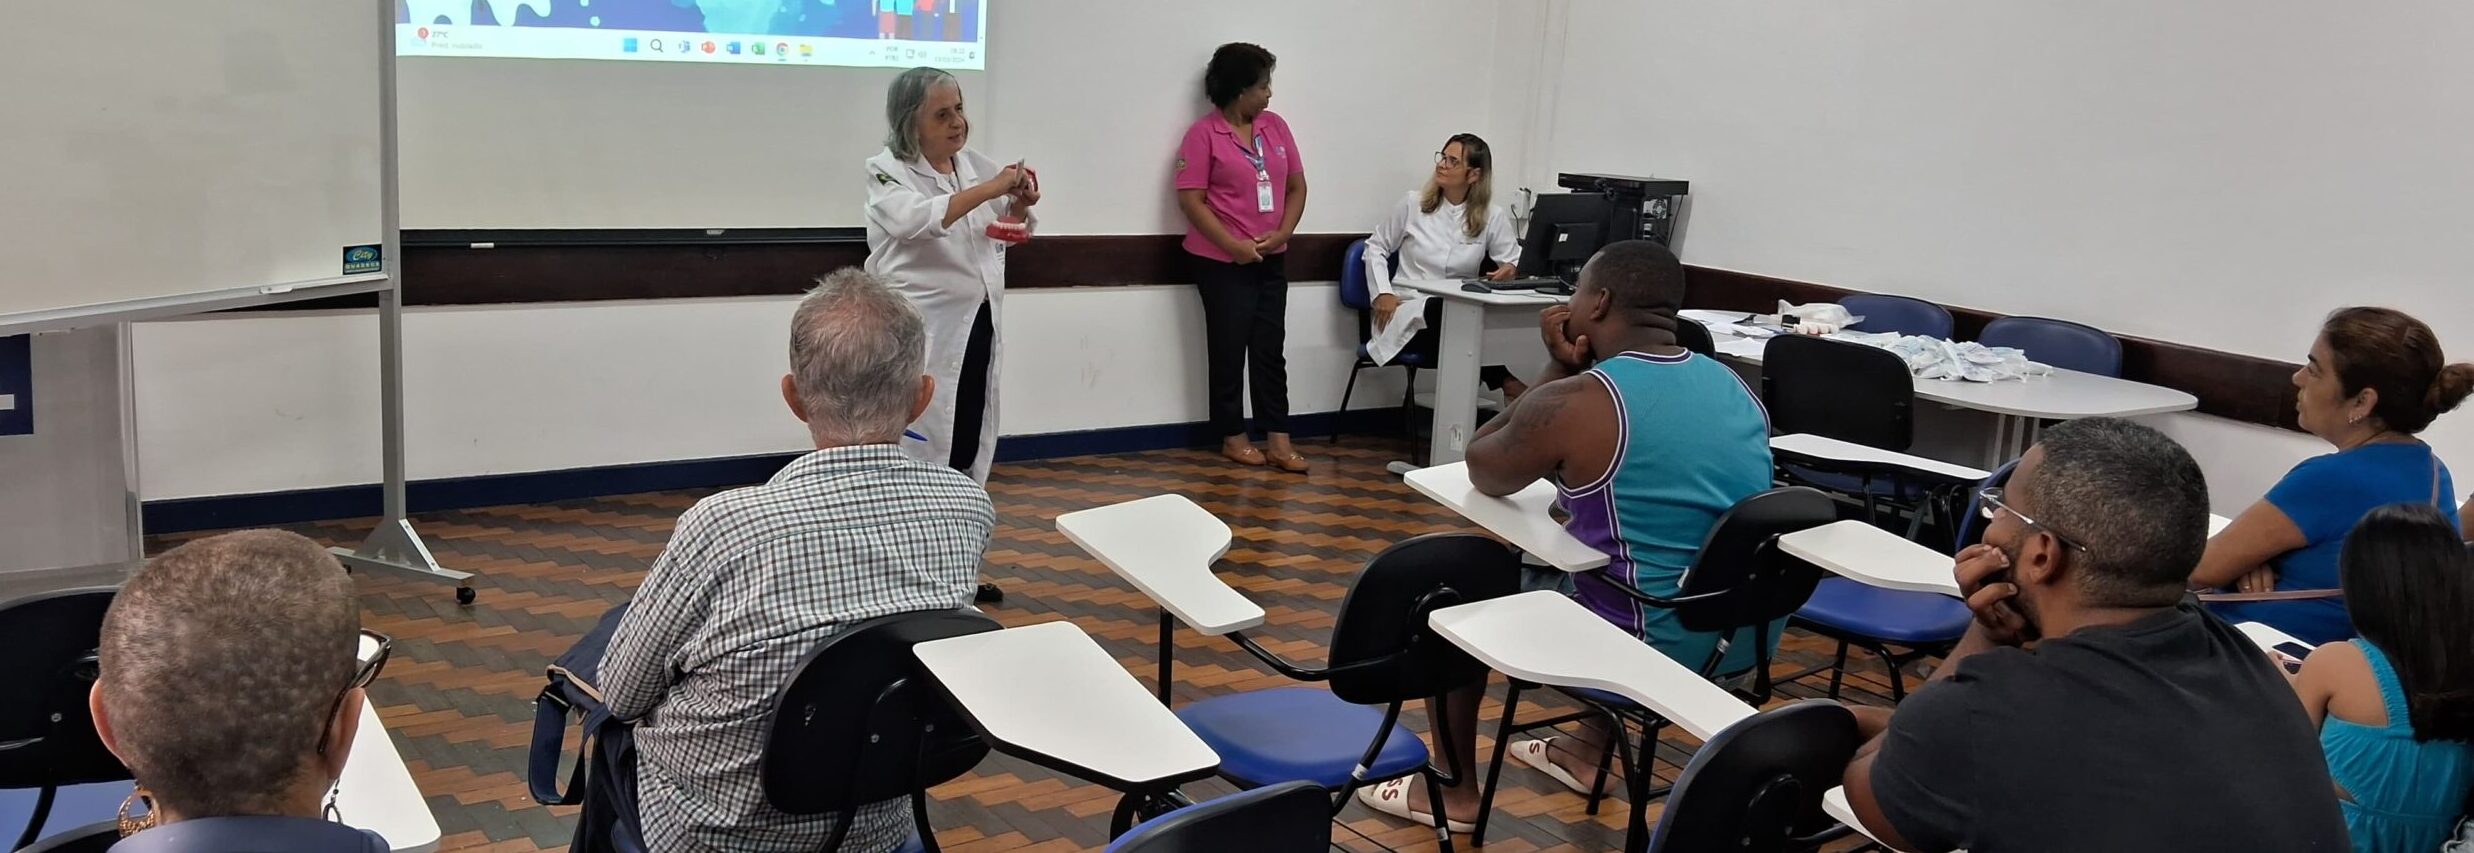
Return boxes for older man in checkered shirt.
[600,268,993,853]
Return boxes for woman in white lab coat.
[864,66,1034,485]
[1361,133,1526,398]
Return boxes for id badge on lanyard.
[1243,132,1274,213]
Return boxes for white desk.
[2235,621,2316,656]
[1429,592,1753,740]
[1826,787,1931,853]
[1402,463,1609,573]
[336,633,438,853]
[336,702,440,853]
[1056,495,1264,636]
[1399,279,1566,466]
[913,621,1221,791]
[1780,520,1962,598]
[1771,434,1989,483]
[1689,312,2199,463]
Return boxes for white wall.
[132,1,1552,501]
[1542,0,2474,512]
[404,0,1543,230]
[129,286,1387,500]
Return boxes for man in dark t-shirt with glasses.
[1839,418,2349,853]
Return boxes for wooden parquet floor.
[150,438,1898,852]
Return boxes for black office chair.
[1171,533,1520,853]
[758,609,1001,853]
[1471,487,1837,853]
[1102,780,1329,853]
[1675,316,1716,357]
[0,588,129,853]
[1763,334,1968,538]
[12,820,115,853]
[1644,699,1862,853]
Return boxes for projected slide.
[398,1,985,69]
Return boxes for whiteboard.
[0,0,385,325]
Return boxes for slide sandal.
[1353,777,1475,835]
[1511,737,1596,796]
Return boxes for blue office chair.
[1980,316,2122,377]
[1839,294,1954,339]
[1782,579,1970,703]
[1334,238,1417,443]
[1781,461,2017,704]
[1104,781,1329,852]
[1472,488,1837,853]
[1172,533,1519,853]
[1782,460,2021,704]
[1644,700,1862,852]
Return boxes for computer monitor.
[1519,192,1613,285]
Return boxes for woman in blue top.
[2192,307,2473,643]
[2285,503,2474,853]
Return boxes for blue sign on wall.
[0,335,30,436]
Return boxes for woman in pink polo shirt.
[1175,42,1311,473]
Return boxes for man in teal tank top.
[1367,240,1775,826]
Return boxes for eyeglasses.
[317,629,392,756]
[1977,487,2089,553]
[1434,151,1467,169]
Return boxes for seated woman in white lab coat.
[864,65,1035,604]
[1362,133,1527,399]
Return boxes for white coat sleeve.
[1363,196,1412,298]
[1487,204,1523,274]
[867,163,956,242]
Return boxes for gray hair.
[884,66,960,161]
[2025,417,2211,607]
[789,269,928,445]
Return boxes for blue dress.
[2211,443,2458,644]
[2319,640,2474,853]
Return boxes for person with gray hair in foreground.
[600,268,994,853]
[1838,418,2348,853]
[91,529,388,853]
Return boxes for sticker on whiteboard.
[343,245,383,275]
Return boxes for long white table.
[913,620,1221,792]
[1690,311,2199,463]
[1399,279,1567,466]
[1402,463,1608,573]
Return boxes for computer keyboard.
[1479,277,1573,293]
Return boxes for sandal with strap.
[1352,776,1476,835]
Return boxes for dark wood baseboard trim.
[231,231,2300,433]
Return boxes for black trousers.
[949,300,994,471]
[1193,253,1291,436]
[1401,298,1516,389]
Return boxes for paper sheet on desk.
[1368,292,1429,365]
[1680,309,1781,339]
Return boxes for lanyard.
[1237,131,1267,177]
